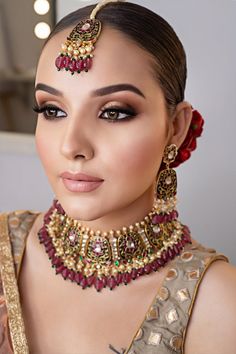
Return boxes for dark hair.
[46,2,187,116]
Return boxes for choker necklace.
[38,199,192,292]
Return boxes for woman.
[0,1,235,353]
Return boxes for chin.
[56,194,106,222]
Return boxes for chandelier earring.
[156,144,178,201]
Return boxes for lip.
[60,172,104,182]
[60,171,104,193]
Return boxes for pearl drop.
[61,44,67,51]
[80,47,86,55]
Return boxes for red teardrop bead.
[173,244,179,255]
[44,238,52,246]
[75,272,83,284]
[157,258,164,267]
[76,59,84,72]
[101,276,107,288]
[40,228,48,238]
[94,278,105,292]
[151,260,159,271]
[161,250,168,262]
[137,267,145,276]
[55,55,65,70]
[131,268,138,280]
[64,56,71,70]
[51,257,62,267]
[144,264,152,274]
[67,270,75,281]
[80,277,88,289]
[48,248,55,259]
[87,275,95,287]
[85,57,92,71]
[55,264,65,274]
[62,268,69,279]
[167,248,174,259]
[152,214,164,224]
[69,59,77,73]
[123,273,132,285]
[45,243,53,252]
[115,273,123,285]
[107,277,117,290]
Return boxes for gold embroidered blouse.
[0,211,229,354]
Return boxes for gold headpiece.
[55,0,126,74]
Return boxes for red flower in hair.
[171,109,204,168]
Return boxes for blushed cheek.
[35,128,55,179]
[112,134,164,181]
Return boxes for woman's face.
[35,26,171,229]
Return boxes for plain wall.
[0,0,235,264]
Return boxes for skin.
[18,26,236,354]
[34,26,192,232]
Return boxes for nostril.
[75,154,86,159]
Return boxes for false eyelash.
[33,104,58,113]
[32,104,67,120]
[32,104,137,122]
[99,107,136,123]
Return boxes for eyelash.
[32,104,136,123]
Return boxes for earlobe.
[169,102,193,148]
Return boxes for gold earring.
[156,144,178,200]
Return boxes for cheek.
[102,125,166,181]
[35,122,57,176]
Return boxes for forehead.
[36,26,160,97]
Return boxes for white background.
[0,0,235,263]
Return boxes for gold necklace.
[38,199,191,291]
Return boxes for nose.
[60,114,94,161]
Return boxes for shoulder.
[184,259,236,354]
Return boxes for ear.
[168,101,193,148]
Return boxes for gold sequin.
[186,268,200,280]
[166,308,179,324]
[170,335,182,351]
[181,251,193,262]
[166,268,178,280]
[146,306,159,321]
[176,288,190,302]
[134,328,143,341]
[0,213,29,353]
[157,286,169,301]
[147,331,162,346]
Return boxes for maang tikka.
[55,0,126,74]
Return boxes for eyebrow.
[35,83,145,99]
[92,84,145,98]
[35,83,62,96]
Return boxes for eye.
[99,106,136,122]
[33,104,67,120]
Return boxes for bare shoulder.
[184,259,236,354]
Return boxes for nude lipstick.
[60,172,104,193]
